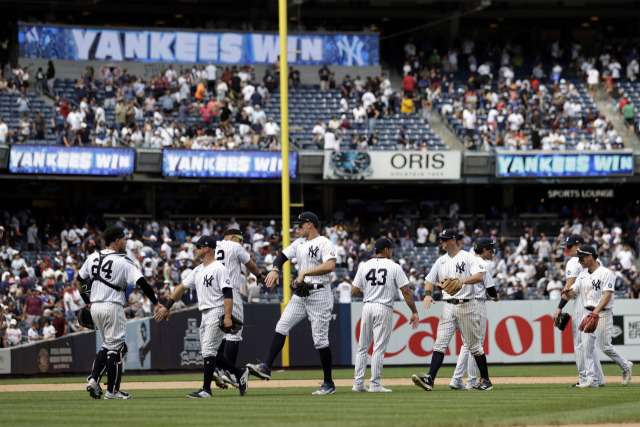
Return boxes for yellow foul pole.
[278,0,291,367]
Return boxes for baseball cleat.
[449,380,465,390]
[412,374,433,391]
[465,381,477,390]
[213,368,229,389]
[473,378,493,391]
[187,388,212,398]
[86,377,102,399]
[238,368,249,396]
[368,385,392,393]
[571,382,581,388]
[246,362,271,380]
[575,380,597,388]
[221,370,239,388]
[352,384,369,392]
[104,390,132,399]
[312,381,336,395]
[622,362,633,386]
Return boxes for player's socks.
[203,356,216,391]
[225,341,240,365]
[216,352,243,378]
[428,351,445,379]
[91,347,108,381]
[265,333,287,369]
[318,346,333,383]
[473,354,490,380]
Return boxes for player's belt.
[445,299,470,304]
[309,284,325,290]
[585,306,607,312]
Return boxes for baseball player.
[450,237,500,390]
[246,212,337,395]
[412,228,493,391]
[80,226,159,400]
[214,228,265,388]
[561,245,633,387]
[553,234,605,387]
[155,235,249,398]
[352,237,419,393]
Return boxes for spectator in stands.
[400,94,414,117]
[51,308,67,337]
[341,75,353,98]
[622,101,635,135]
[318,64,330,90]
[263,117,280,149]
[402,71,415,97]
[3,318,21,347]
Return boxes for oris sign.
[349,300,640,364]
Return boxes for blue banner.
[496,152,634,178]
[18,25,379,66]
[9,146,135,176]
[163,150,297,178]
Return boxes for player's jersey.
[425,250,483,300]
[565,257,602,312]
[283,235,336,285]
[79,249,143,305]
[183,261,232,311]
[472,254,495,299]
[572,266,615,310]
[353,257,409,307]
[215,240,250,290]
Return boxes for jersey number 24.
[92,259,113,279]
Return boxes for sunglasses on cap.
[232,234,244,242]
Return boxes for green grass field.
[1,365,638,427]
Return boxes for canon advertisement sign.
[350,300,640,364]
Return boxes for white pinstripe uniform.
[215,240,250,342]
[565,257,605,385]
[79,249,142,350]
[451,254,494,387]
[572,266,631,384]
[276,236,336,349]
[353,257,409,388]
[182,261,234,358]
[426,251,484,356]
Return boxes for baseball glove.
[579,312,599,333]
[438,277,464,296]
[76,306,96,329]
[290,280,310,297]
[555,313,571,331]
[218,314,243,335]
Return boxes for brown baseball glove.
[438,277,464,296]
[579,312,599,333]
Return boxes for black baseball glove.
[218,314,243,334]
[77,306,96,329]
[290,280,310,297]
[555,313,570,331]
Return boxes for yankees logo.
[455,262,465,274]
[591,279,601,291]
[308,246,319,258]
[203,275,213,287]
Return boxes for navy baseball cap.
[475,237,497,250]
[195,235,216,249]
[564,234,584,246]
[575,245,597,258]
[293,212,319,227]
[374,237,393,253]
[439,228,457,240]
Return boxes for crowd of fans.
[2,207,639,347]
[0,61,288,150]
[395,36,635,152]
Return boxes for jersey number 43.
[365,268,388,286]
